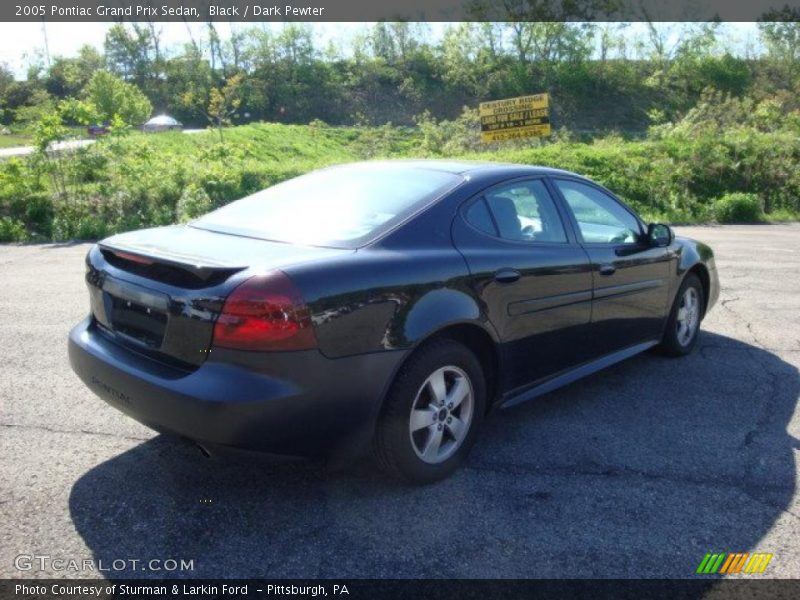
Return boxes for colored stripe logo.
[696,552,773,574]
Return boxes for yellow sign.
[479,93,551,143]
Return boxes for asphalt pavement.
[0,224,798,579]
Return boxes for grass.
[126,122,422,163]
[764,209,800,223]
[0,134,32,149]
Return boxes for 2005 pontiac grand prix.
[69,160,719,483]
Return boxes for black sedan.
[69,161,719,483]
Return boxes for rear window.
[191,164,463,248]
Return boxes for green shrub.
[71,146,110,184]
[22,192,54,238]
[767,208,800,222]
[713,193,763,223]
[176,184,213,223]
[75,216,110,240]
[0,217,26,242]
[414,107,484,155]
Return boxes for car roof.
[339,159,584,179]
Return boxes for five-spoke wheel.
[409,366,474,464]
[658,272,704,356]
[373,339,486,483]
[676,287,700,347]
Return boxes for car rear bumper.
[68,317,404,458]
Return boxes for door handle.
[494,268,521,283]
[599,264,616,276]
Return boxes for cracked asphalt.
[1,224,798,579]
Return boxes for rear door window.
[481,179,568,243]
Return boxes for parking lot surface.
[1,224,798,578]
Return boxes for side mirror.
[647,223,673,247]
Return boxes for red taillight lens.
[110,250,153,265]
[212,271,317,351]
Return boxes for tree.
[759,11,800,64]
[13,89,56,126]
[166,48,214,125]
[44,45,105,98]
[371,22,397,62]
[439,23,499,96]
[83,71,152,125]
[32,98,97,202]
[506,22,595,64]
[206,73,243,141]
[104,23,170,109]
[0,63,18,123]
[596,23,631,61]
[104,24,154,87]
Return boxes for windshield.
[191,164,463,248]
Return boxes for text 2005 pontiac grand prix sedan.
[69,161,719,483]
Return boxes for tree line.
[0,19,798,134]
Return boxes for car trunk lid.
[88,225,350,369]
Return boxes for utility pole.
[41,18,51,67]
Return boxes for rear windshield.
[191,164,463,248]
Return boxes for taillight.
[212,271,317,352]
[109,250,154,265]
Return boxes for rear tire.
[658,273,704,357]
[373,339,486,484]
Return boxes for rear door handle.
[494,268,521,283]
[599,264,616,276]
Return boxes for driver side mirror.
[647,223,673,247]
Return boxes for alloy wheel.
[676,287,700,346]
[408,366,474,464]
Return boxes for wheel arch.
[380,320,502,420]
[675,237,714,319]
[424,322,501,413]
[687,263,711,318]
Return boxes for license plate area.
[109,296,167,347]
[102,277,170,349]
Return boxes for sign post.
[479,93,551,143]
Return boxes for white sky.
[0,21,762,79]
[0,22,376,77]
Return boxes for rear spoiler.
[98,242,246,284]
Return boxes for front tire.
[373,339,486,483]
[658,273,704,357]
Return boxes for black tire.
[373,338,486,484]
[657,273,704,357]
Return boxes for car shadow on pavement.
[69,331,798,578]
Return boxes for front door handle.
[494,268,521,284]
[599,264,616,276]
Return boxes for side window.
[554,180,641,245]
[482,179,567,243]
[464,198,497,236]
